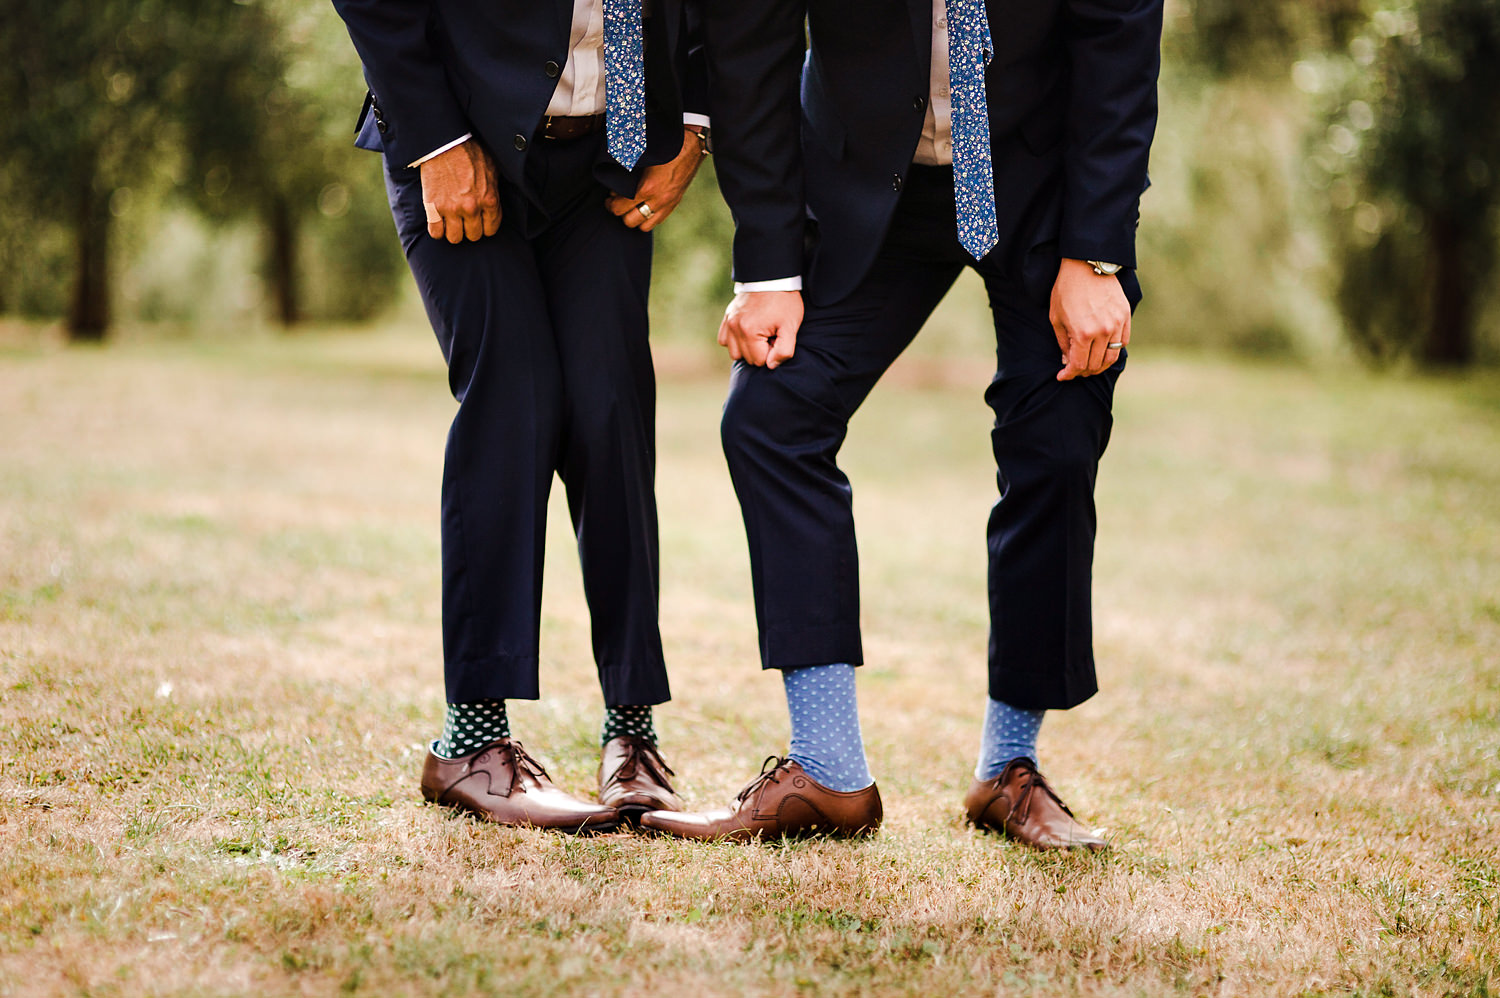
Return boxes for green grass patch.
[0,327,1496,995]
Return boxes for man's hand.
[718,290,803,368]
[1050,258,1131,381]
[420,140,501,244]
[605,127,707,232]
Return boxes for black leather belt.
[540,113,606,141]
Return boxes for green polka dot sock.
[433,700,510,759]
[601,705,656,746]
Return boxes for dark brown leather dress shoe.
[640,756,882,842]
[598,735,683,822]
[964,757,1108,851]
[420,738,619,832]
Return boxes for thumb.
[766,323,798,369]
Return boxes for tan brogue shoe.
[420,738,619,832]
[964,757,1107,851]
[598,736,683,822]
[640,756,881,842]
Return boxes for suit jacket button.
[375,118,388,134]
[913,95,927,111]
[514,134,528,151]
[545,60,561,78]
[892,174,903,192]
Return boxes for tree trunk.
[68,178,111,342]
[1422,213,1474,367]
[267,195,300,328]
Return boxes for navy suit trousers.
[384,132,670,707]
[720,164,1126,711]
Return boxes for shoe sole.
[965,815,1108,851]
[636,820,882,842]
[422,795,621,834]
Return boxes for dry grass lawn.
[0,316,1497,997]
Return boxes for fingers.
[1098,313,1131,370]
[721,324,767,365]
[605,195,671,231]
[717,316,764,364]
[1086,334,1110,373]
[1054,307,1130,380]
[744,337,771,366]
[639,204,671,232]
[1050,258,1133,380]
[718,313,776,367]
[1056,335,1088,381]
[717,318,741,362]
[1050,313,1074,379]
[717,291,803,367]
[424,195,497,243]
[766,325,798,369]
[605,196,646,229]
[1056,325,1128,381]
[462,203,485,242]
[723,327,766,365]
[1049,307,1070,356]
[419,141,500,243]
[613,147,700,231]
[1094,312,1131,372]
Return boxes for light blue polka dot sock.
[975,698,1045,781]
[782,663,873,792]
[433,700,510,759]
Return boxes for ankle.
[601,704,656,747]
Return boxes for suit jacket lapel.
[555,0,574,54]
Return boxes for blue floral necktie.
[602,0,647,170]
[944,0,999,258]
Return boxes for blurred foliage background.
[1,0,1497,366]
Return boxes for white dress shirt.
[914,0,955,167]
[547,0,608,117]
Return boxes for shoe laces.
[735,755,790,805]
[1006,760,1073,826]
[492,740,550,797]
[606,736,677,793]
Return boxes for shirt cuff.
[734,277,803,293]
[683,113,712,129]
[408,133,472,169]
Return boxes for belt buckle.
[541,114,602,142]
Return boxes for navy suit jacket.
[333,0,708,203]
[703,0,1162,306]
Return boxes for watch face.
[1090,261,1123,276]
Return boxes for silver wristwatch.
[1087,260,1124,277]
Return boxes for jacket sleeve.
[1058,0,1163,270]
[701,0,808,283]
[330,0,472,168]
[680,1,710,120]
